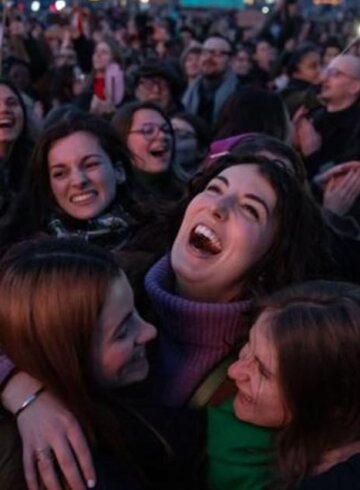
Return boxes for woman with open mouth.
[0,79,34,218]
[112,101,183,203]
[0,151,331,489]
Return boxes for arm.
[1,372,96,490]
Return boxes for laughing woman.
[0,79,34,218]
[227,281,360,490]
[0,154,331,489]
[0,237,202,490]
[112,101,183,202]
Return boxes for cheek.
[100,344,132,378]
[49,179,65,202]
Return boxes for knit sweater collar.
[145,255,252,347]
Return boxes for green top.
[207,397,276,490]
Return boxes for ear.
[114,163,126,184]
[350,80,360,96]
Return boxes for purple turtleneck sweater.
[145,255,252,406]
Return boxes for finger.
[37,454,63,490]
[67,426,96,489]
[51,436,87,490]
[23,447,40,490]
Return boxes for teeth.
[71,192,96,203]
[133,350,145,361]
[194,224,222,251]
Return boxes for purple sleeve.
[0,351,15,391]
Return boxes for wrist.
[15,386,45,419]
[1,371,43,414]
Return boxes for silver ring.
[35,448,54,464]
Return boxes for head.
[232,46,253,77]
[171,155,327,302]
[30,113,129,225]
[133,60,182,112]
[181,45,202,82]
[214,88,292,145]
[229,281,360,486]
[200,36,233,79]
[320,55,360,112]
[0,237,156,426]
[254,39,275,71]
[112,101,174,174]
[7,59,32,92]
[171,112,210,181]
[0,78,27,157]
[322,39,342,67]
[92,36,123,74]
[287,43,321,85]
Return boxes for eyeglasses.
[129,122,172,140]
[137,77,169,91]
[322,66,359,80]
[201,48,231,58]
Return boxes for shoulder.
[297,453,360,490]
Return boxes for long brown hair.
[255,281,360,488]
[0,237,126,451]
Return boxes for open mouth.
[189,224,222,255]
[149,147,169,158]
[0,118,14,129]
[236,387,254,404]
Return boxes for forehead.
[250,311,278,365]
[216,164,276,201]
[300,51,320,64]
[96,42,111,52]
[49,131,102,159]
[0,84,18,98]
[329,56,360,77]
[171,117,193,132]
[132,108,166,125]
[203,37,230,52]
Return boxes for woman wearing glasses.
[112,101,183,202]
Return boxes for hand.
[323,170,360,216]
[315,161,360,188]
[292,106,322,157]
[90,95,115,116]
[2,373,96,490]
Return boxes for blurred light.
[140,0,149,3]
[31,0,41,11]
[265,0,275,3]
[55,0,66,9]
[357,24,360,37]
[262,6,270,13]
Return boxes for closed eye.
[206,183,222,194]
[51,168,67,179]
[85,161,100,169]
[241,204,260,220]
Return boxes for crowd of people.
[0,0,360,489]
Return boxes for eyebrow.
[213,176,271,218]
[49,154,103,168]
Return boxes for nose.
[136,316,157,346]
[211,195,234,221]
[70,167,89,187]
[228,358,250,382]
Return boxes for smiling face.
[0,84,24,155]
[92,41,113,73]
[92,273,157,388]
[127,108,173,173]
[228,311,288,427]
[48,131,117,220]
[171,164,277,302]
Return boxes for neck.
[0,142,10,159]
[314,440,360,475]
[327,98,356,113]
[175,276,242,303]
